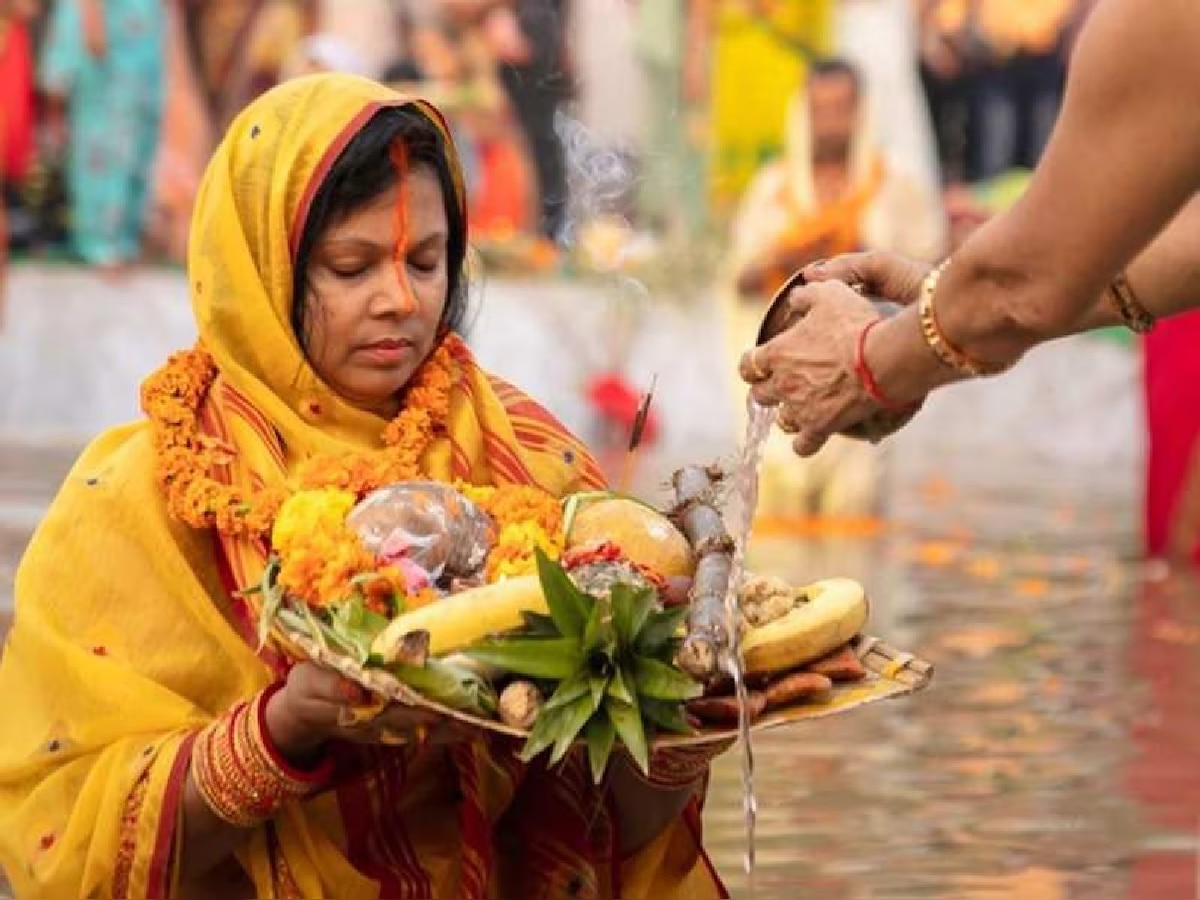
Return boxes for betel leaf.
[605,697,649,775]
[640,697,694,735]
[465,637,584,680]
[550,694,596,766]
[534,548,588,639]
[541,670,592,714]
[635,604,690,658]
[584,712,617,784]
[632,657,703,702]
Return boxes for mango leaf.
[541,671,592,713]
[392,657,496,717]
[550,694,597,766]
[535,548,588,639]
[520,611,562,637]
[606,697,649,775]
[640,697,694,735]
[611,584,655,648]
[635,605,690,658]
[466,637,584,680]
[632,657,703,702]
[584,712,617,784]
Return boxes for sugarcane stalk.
[669,464,735,679]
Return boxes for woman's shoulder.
[483,371,607,491]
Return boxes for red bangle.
[854,318,918,412]
[256,681,337,787]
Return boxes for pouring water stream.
[721,398,778,887]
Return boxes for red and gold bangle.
[191,685,334,829]
[918,261,1009,378]
[854,318,920,412]
[246,682,336,793]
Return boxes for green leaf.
[589,674,609,712]
[541,671,592,713]
[635,605,690,658]
[255,558,284,650]
[606,668,634,705]
[392,658,497,717]
[276,607,313,637]
[581,595,613,656]
[519,704,569,763]
[535,548,588,639]
[520,611,562,637]
[466,637,584,680]
[606,698,649,775]
[327,599,391,664]
[584,712,617,784]
[632,657,703,702]
[640,697,694,735]
[550,694,597,765]
[610,585,634,646]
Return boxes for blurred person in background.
[631,0,713,243]
[722,58,943,523]
[181,0,310,139]
[0,0,37,328]
[445,0,570,243]
[39,0,165,274]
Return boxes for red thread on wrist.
[855,318,918,412]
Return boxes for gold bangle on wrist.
[918,260,1009,378]
[1108,271,1156,334]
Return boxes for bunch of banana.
[686,574,870,726]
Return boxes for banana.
[371,574,547,661]
[741,578,868,675]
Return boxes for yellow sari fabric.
[0,74,724,898]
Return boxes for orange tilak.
[388,141,417,314]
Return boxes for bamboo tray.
[287,631,934,749]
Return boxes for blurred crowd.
[0,1,1093,275]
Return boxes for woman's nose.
[375,266,418,316]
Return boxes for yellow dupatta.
[0,74,722,899]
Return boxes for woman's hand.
[264,663,463,765]
[802,251,933,307]
[81,0,106,59]
[739,280,885,457]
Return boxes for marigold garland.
[142,335,457,539]
[142,333,567,611]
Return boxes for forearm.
[177,687,333,883]
[1071,193,1200,333]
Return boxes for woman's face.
[302,163,450,419]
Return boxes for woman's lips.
[360,339,413,363]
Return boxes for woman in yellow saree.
[0,74,728,899]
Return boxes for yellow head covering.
[190,72,466,458]
[0,74,615,899]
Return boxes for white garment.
[835,0,944,207]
